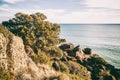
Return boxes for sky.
[0,0,120,24]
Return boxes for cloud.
[51,9,120,24]
[0,4,16,11]
[3,0,25,4]
[0,3,120,24]
[0,4,65,22]
[85,0,120,9]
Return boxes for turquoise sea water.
[60,24,120,68]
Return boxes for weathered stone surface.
[60,44,87,62]
[24,45,34,55]
[9,35,28,71]
[0,33,61,80]
[0,33,8,69]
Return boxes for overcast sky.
[0,0,120,24]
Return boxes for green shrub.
[90,56,108,65]
[2,12,66,53]
[48,46,63,58]
[46,73,70,80]
[59,62,69,73]
[0,24,13,38]
[30,50,51,66]
[65,61,91,80]
[68,74,82,80]
[57,74,70,80]
[0,67,13,80]
[65,61,85,75]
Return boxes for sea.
[60,24,120,68]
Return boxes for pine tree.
[2,12,66,57]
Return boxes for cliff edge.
[0,12,120,80]
[0,27,61,80]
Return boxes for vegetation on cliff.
[2,12,65,57]
[0,24,13,38]
[0,12,120,80]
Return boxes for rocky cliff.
[59,43,120,80]
[1,30,119,80]
[0,12,120,80]
[0,31,61,80]
[0,31,91,80]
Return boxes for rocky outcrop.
[0,33,8,69]
[59,43,74,51]
[59,43,120,80]
[83,48,92,54]
[0,30,91,80]
[0,33,61,80]
[60,43,87,62]
[1,29,120,80]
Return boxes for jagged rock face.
[0,33,8,69]
[0,33,28,71]
[8,35,28,71]
[0,33,60,80]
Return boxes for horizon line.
[59,23,120,25]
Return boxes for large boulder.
[83,48,92,54]
[59,43,74,51]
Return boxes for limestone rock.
[0,33,61,80]
[0,33,8,69]
[9,35,28,72]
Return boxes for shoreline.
[60,24,120,69]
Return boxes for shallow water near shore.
[60,24,120,68]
